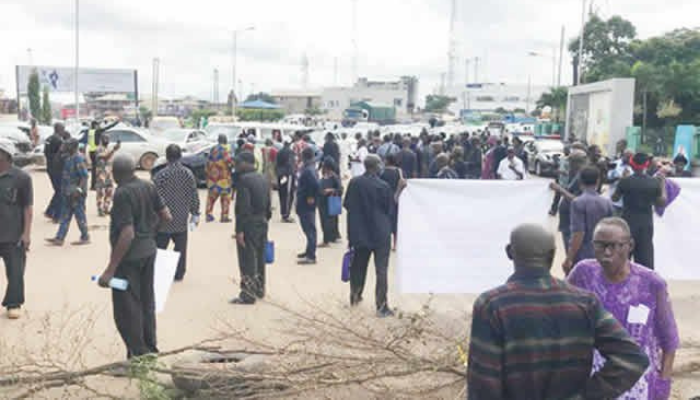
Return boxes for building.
[321,76,418,121]
[270,90,322,115]
[441,83,551,116]
[87,93,135,117]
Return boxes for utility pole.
[74,0,80,121]
[465,58,470,86]
[446,0,457,89]
[474,57,480,84]
[351,0,359,84]
[152,58,159,116]
[301,53,309,89]
[577,0,586,85]
[213,68,219,104]
[231,26,255,117]
[526,75,532,113]
[558,25,565,87]
[333,57,338,86]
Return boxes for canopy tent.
[239,100,281,109]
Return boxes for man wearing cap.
[496,147,526,180]
[0,141,33,319]
[231,151,272,305]
[613,152,667,270]
[47,138,90,246]
[276,137,296,223]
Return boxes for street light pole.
[577,0,586,85]
[231,26,255,118]
[75,0,80,121]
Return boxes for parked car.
[161,129,209,153]
[0,138,32,168]
[105,128,169,170]
[149,116,182,134]
[0,126,34,166]
[523,139,564,177]
[151,143,216,187]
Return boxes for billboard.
[16,66,136,95]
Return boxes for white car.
[161,129,209,153]
[105,128,168,170]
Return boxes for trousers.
[45,170,62,220]
[236,222,268,303]
[156,231,188,280]
[56,197,89,241]
[350,241,391,311]
[298,211,317,260]
[112,254,158,359]
[0,243,26,309]
[628,219,655,270]
[277,174,296,219]
[89,151,97,190]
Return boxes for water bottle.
[91,276,129,291]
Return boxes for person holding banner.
[98,154,171,359]
[568,217,679,400]
[344,154,394,318]
[231,152,272,305]
[467,223,649,399]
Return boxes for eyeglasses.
[593,241,629,251]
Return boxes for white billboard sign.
[16,66,136,95]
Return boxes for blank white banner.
[396,180,550,294]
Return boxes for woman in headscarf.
[480,136,498,180]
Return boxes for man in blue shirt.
[296,147,319,265]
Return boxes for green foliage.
[130,354,169,400]
[536,87,568,122]
[139,106,153,123]
[236,108,284,122]
[41,86,52,125]
[189,109,218,128]
[27,69,41,120]
[244,92,277,104]
[424,95,456,113]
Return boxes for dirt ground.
[0,168,698,399]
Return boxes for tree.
[493,107,510,115]
[536,87,568,122]
[424,95,456,113]
[244,92,277,104]
[41,86,52,125]
[27,69,41,121]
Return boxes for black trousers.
[112,254,158,359]
[350,241,391,311]
[298,211,317,260]
[0,243,26,309]
[277,174,296,219]
[628,219,655,270]
[45,170,62,220]
[236,222,268,303]
[89,151,97,190]
[318,196,340,244]
[156,231,188,280]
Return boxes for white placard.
[154,249,180,314]
[396,179,550,294]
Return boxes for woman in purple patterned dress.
[568,217,679,400]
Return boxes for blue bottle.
[91,276,129,291]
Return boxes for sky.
[1,0,699,104]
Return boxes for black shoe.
[350,296,363,307]
[229,297,255,305]
[297,258,317,265]
[283,217,296,223]
[376,307,395,318]
[297,252,307,259]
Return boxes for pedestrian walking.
[275,137,296,223]
[568,217,679,400]
[154,145,200,282]
[85,118,120,191]
[467,223,649,400]
[0,141,33,320]
[296,147,319,265]
[344,154,395,318]
[230,152,272,305]
[261,139,278,188]
[46,138,90,246]
[98,154,171,359]
[205,134,234,223]
[95,134,121,217]
[349,139,369,178]
[43,122,68,222]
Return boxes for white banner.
[397,179,700,294]
[396,180,550,294]
[16,65,135,95]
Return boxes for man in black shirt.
[0,142,33,319]
[613,152,666,270]
[43,122,68,222]
[344,154,394,318]
[398,138,417,179]
[231,152,272,305]
[275,137,296,223]
[322,133,341,171]
[98,154,171,358]
[296,147,320,265]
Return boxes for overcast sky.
[1,0,698,103]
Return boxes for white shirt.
[350,146,368,177]
[497,156,526,180]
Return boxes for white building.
[441,83,551,116]
[321,77,418,121]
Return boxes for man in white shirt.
[497,147,526,180]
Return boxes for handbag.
[265,241,275,264]
[328,195,342,216]
[341,248,353,283]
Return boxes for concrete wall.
[565,78,635,156]
[272,95,322,115]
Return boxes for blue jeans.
[298,211,316,260]
[56,197,89,241]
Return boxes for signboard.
[16,66,136,95]
[673,125,696,169]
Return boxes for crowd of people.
[0,119,694,399]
